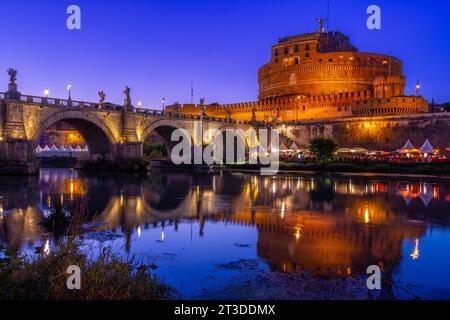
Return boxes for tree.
[442,102,450,112]
[309,138,338,164]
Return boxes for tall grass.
[0,198,175,300]
[0,240,175,300]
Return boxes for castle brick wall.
[281,113,450,151]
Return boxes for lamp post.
[67,84,72,101]
[138,101,142,108]
[415,81,421,110]
[161,98,165,111]
[44,89,49,97]
[415,81,421,96]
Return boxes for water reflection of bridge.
[1,170,449,276]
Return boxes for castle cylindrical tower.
[373,75,406,99]
[258,31,403,99]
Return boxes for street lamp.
[67,84,72,100]
[415,81,421,96]
[138,101,142,108]
[44,89,49,97]
[161,98,165,111]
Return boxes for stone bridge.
[0,79,254,172]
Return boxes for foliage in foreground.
[309,138,338,165]
[0,241,174,300]
[143,143,167,160]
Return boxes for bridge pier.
[0,139,39,174]
[116,142,143,160]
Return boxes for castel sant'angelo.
[167,22,428,123]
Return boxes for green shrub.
[309,138,338,165]
[143,143,166,160]
[0,240,175,300]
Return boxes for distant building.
[167,27,428,122]
[38,121,86,147]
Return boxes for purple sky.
[1,0,449,109]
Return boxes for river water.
[1,168,449,299]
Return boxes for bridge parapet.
[0,92,255,126]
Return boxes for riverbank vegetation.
[143,143,167,160]
[0,240,174,300]
[309,138,338,164]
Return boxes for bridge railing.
[0,92,254,125]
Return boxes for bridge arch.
[31,110,117,161]
[142,119,193,157]
[213,124,253,163]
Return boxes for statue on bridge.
[98,91,106,108]
[225,108,232,122]
[251,106,257,124]
[199,98,208,120]
[7,68,17,84]
[123,86,131,108]
[6,68,20,99]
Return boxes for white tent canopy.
[337,147,368,154]
[82,145,89,152]
[74,145,83,151]
[289,142,300,152]
[398,140,416,153]
[50,145,59,151]
[42,145,50,151]
[337,148,352,154]
[279,143,288,152]
[419,139,434,154]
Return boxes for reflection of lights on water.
[294,226,302,240]
[137,226,142,238]
[43,239,50,255]
[347,267,352,275]
[161,230,165,242]
[364,206,370,224]
[410,238,420,260]
[70,181,74,200]
[433,186,440,200]
[272,182,276,194]
[280,201,285,218]
[120,194,124,206]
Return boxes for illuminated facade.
[167,27,428,122]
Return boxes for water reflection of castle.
[1,170,449,276]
